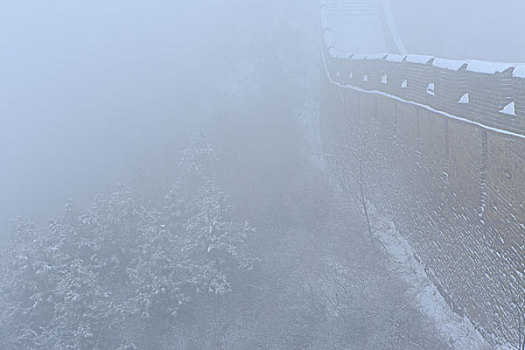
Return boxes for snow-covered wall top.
[321,1,525,137]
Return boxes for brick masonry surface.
[321,59,525,346]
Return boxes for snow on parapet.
[324,31,351,59]
[406,55,434,65]
[365,53,388,60]
[458,93,470,104]
[513,65,525,78]
[433,58,468,71]
[323,31,334,49]
[351,53,387,61]
[351,54,367,61]
[500,102,516,116]
[328,47,342,59]
[466,60,514,74]
[329,49,354,59]
[385,54,406,63]
[426,83,436,96]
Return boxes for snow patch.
[500,101,516,116]
[466,60,513,74]
[385,54,406,63]
[351,54,367,61]
[406,54,434,65]
[401,79,408,89]
[365,53,387,60]
[351,53,386,61]
[369,208,502,349]
[427,83,436,96]
[513,65,525,78]
[433,58,468,71]
[458,93,470,104]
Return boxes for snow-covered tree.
[0,141,255,349]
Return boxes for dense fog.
[393,0,525,62]
[3,0,524,241]
[1,0,524,349]
[1,1,258,236]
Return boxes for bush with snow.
[0,141,255,349]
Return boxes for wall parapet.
[321,2,525,348]
[321,3,525,137]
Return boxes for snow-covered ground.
[369,205,515,350]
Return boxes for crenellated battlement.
[321,2,525,348]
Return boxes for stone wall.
[320,54,525,346]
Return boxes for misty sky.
[393,0,525,62]
[0,0,246,234]
[2,0,525,236]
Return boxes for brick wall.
[321,52,525,346]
